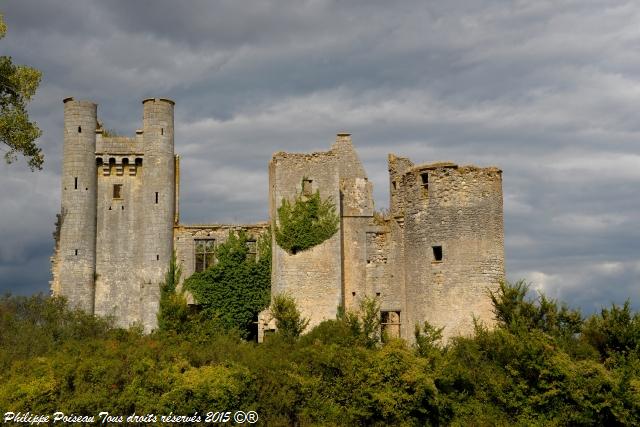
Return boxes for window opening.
[195,239,216,272]
[421,173,429,189]
[161,127,164,136]
[78,126,82,133]
[302,178,313,196]
[432,245,443,262]
[113,184,123,199]
[155,192,158,204]
[246,240,257,261]
[381,311,401,339]
[156,254,159,261]
[74,249,78,256]
[74,177,78,189]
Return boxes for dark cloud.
[1,0,640,310]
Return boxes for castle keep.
[52,98,505,339]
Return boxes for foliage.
[302,296,382,349]
[270,293,309,340]
[582,301,640,363]
[274,183,339,254]
[414,320,444,362]
[0,14,43,170]
[183,230,271,338]
[2,282,640,425]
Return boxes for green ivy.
[274,185,339,254]
[183,229,271,338]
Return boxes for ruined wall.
[400,162,504,340]
[270,149,343,328]
[174,223,270,285]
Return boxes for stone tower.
[52,98,176,332]
[54,98,98,313]
[389,157,504,339]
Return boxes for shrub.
[274,184,339,254]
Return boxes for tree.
[0,14,43,170]
[270,293,309,340]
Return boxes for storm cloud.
[1,0,639,312]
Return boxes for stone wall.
[269,149,343,328]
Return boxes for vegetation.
[270,293,309,340]
[274,184,340,254]
[0,14,43,170]
[1,282,639,425]
[180,230,271,339]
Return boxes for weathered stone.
[52,100,504,341]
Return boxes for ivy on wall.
[274,185,339,254]
[182,230,272,338]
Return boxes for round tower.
[57,97,97,313]
[140,98,175,330]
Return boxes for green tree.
[274,183,339,254]
[270,293,309,340]
[0,14,43,170]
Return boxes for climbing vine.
[183,229,271,338]
[274,184,340,254]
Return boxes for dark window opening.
[161,127,164,136]
[421,173,429,189]
[376,292,381,297]
[352,292,356,296]
[392,180,397,190]
[74,177,78,189]
[121,205,124,210]
[155,192,158,204]
[432,245,443,262]
[113,184,123,199]
[195,239,216,272]
[302,179,313,196]
[156,254,160,261]
[381,311,401,339]
[78,126,82,133]
[74,249,78,256]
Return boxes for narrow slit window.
[161,127,164,136]
[156,254,159,261]
[113,184,123,199]
[155,192,159,204]
[74,177,78,189]
[432,245,443,262]
[74,249,78,256]
[78,126,82,133]
[421,173,429,189]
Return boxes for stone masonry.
[52,98,504,340]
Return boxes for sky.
[1,0,640,314]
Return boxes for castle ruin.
[51,98,505,340]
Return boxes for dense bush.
[1,282,639,425]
